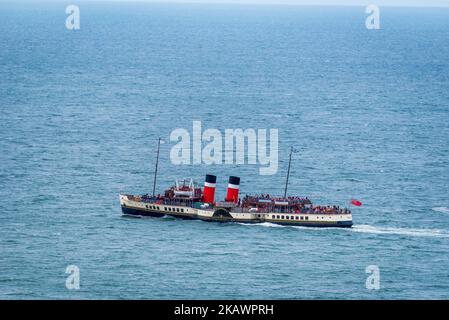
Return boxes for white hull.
[120,195,353,228]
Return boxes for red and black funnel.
[203,174,217,204]
[225,176,240,203]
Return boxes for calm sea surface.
[1,2,449,299]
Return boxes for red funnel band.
[226,187,239,203]
[225,176,240,203]
[203,186,216,203]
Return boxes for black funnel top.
[228,176,240,185]
[205,174,217,184]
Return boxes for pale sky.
[5,0,449,7]
[70,0,449,7]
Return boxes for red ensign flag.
[351,199,362,206]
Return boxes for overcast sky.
[5,0,449,7]
[163,0,447,6]
[77,0,449,7]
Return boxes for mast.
[284,146,293,199]
[152,137,161,197]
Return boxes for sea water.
[1,2,449,299]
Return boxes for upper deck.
[235,195,351,215]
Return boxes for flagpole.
[152,137,161,197]
[284,146,293,199]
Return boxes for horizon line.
[2,0,449,8]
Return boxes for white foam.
[432,207,449,213]
[240,221,449,238]
[242,222,344,231]
[352,224,449,238]
[238,222,285,228]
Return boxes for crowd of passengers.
[241,194,312,205]
[135,193,351,215]
[238,205,350,215]
[299,205,351,215]
[240,195,350,215]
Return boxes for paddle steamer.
[120,141,353,228]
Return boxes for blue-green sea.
[1,2,449,299]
